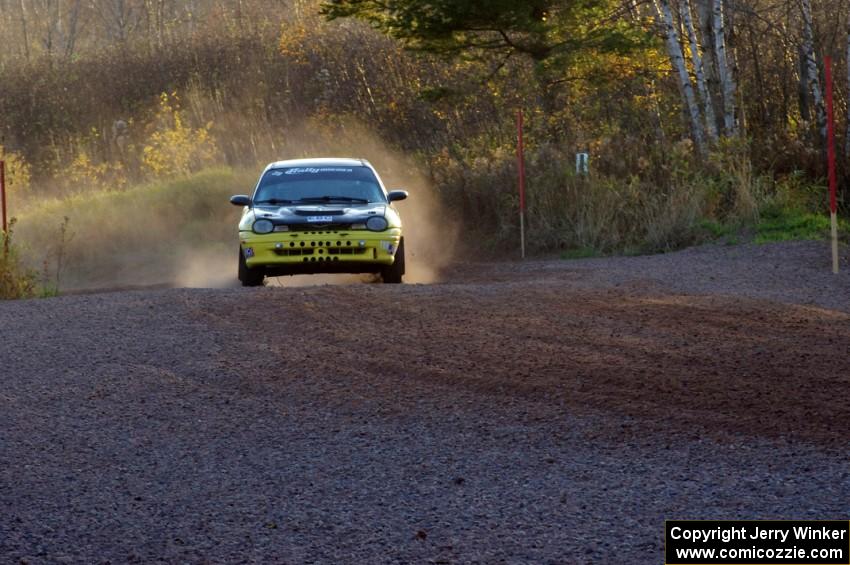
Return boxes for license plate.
[306,216,333,223]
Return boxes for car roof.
[264,157,370,170]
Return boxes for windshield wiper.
[254,198,294,205]
[297,196,370,204]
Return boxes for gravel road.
[1,240,849,563]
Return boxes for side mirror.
[230,195,252,207]
[387,190,408,202]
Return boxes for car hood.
[253,202,388,224]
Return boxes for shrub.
[69,150,128,193]
[0,146,32,198]
[0,219,38,299]
[430,140,713,255]
[141,93,221,178]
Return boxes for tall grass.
[428,139,831,256]
[14,168,256,289]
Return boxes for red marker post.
[824,56,839,274]
[516,110,527,259]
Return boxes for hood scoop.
[293,207,347,216]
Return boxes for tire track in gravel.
[190,281,850,447]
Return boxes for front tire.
[381,238,405,284]
[238,249,265,287]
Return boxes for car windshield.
[254,165,385,204]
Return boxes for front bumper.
[240,228,401,274]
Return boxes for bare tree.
[92,0,140,44]
[681,0,719,142]
[62,0,83,60]
[693,0,722,134]
[18,0,31,61]
[845,17,850,158]
[712,0,737,135]
[656,0,707,153]
[26,0,85,61]
[800,0,826,144]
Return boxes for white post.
[576,153,589,175]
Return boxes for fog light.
[358,240,366,247]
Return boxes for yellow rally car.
[230,158,408,286]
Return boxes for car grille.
[273,240,371,258]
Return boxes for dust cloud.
[15,121,456,291]
[173,247,241,288]
[175,121,457,288]
[331,126,458,285]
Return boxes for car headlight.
[252,219,274,234]
[366,216,388,231]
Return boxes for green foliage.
[321,0,652,67]
[754,209,845,244]
[697,219,734,239]
[323,0,557,59]
[560,247,598,260]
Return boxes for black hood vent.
[293,208,346,216]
